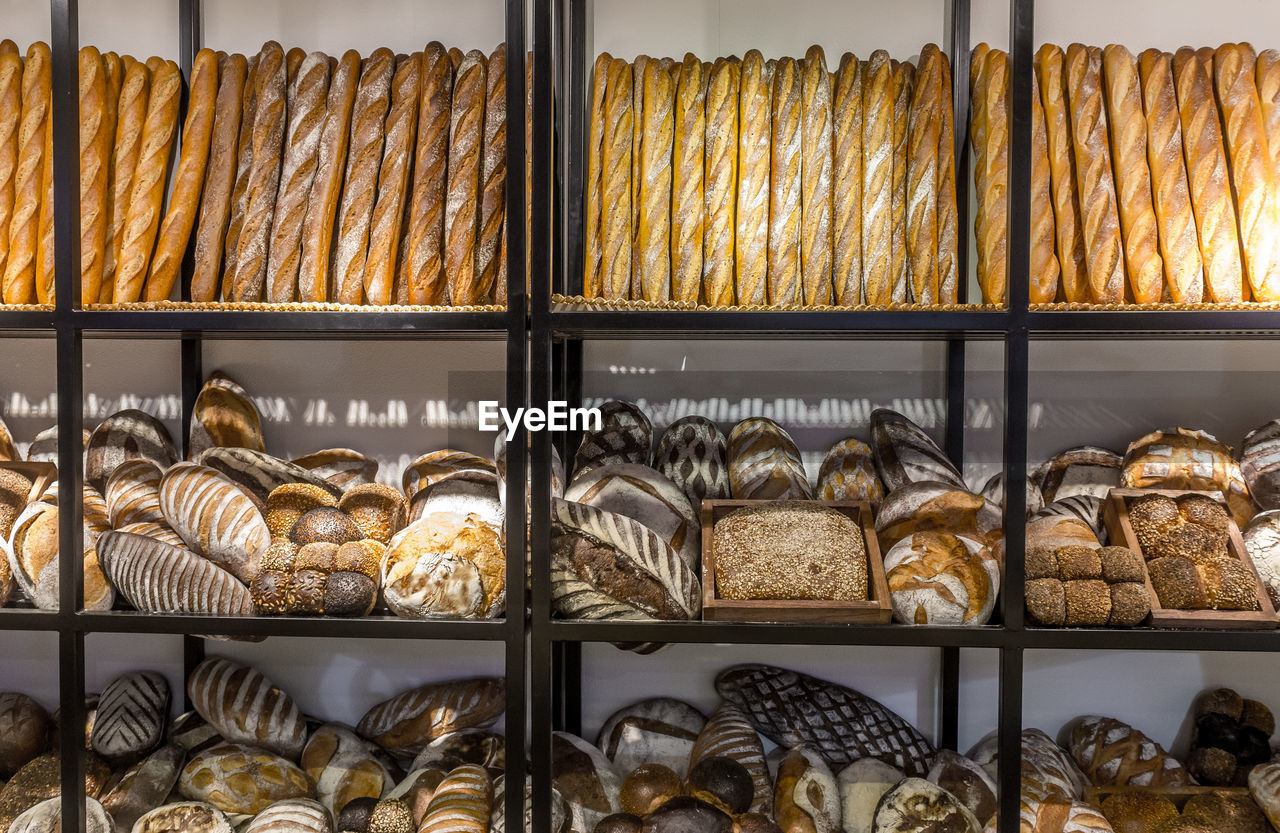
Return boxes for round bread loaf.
[876,481,1002,551]
[566,463,699,571]
[1036,445,1122,503]
[178,742,313,814]
[572,400,652,477]
[726,417,812,500]
[653,415,731,509]
[381,512,505,620]
[817,437,885,503]
[1121,427,1254,525]
[1243,510,1280,609]
[0,693,49,778]
[85,408,178,494]
[883,531,999,626]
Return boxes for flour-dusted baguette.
[401,43,452,305]
[976,47,1009,305]
[364,53,420,305]
[285,47,305,85]
[1102,44,1163,304]
[736,50,771,305]
[801,45,834,306]
[144,48,218,301]
[444,49,486,305]
[34,64,53,305]
[78,47,110,305]
[262,52,330,303]
[113,58,180,303]
[356,678,506,757]
[333,48,394,304]
[229,43,286,302]
[2,42,46,305]
[475,44,506,303]
[1066,44,1125,304]
[890,59,912,303]
[190,54,248,302]
[832,53,862,305]
[937,53,959,304]
[158,461,270,584]
[1173,47,1244,302]
[907,45,942,304]
[1035,44,1089,302]
[584,52,611,297]
[0,52,21,289]
[1139,49,1204,303]
[221,54,261,299]
[600,57,633,301]
[101,57,148,301]
[1216,43,1280,300]
[631,53,648,299]
[1030,58,1060,303]
[188,657,307,761]
[671,53,705,305]
[862,49,893,304]
[637,55,674,303]
[703,57,737,305]
[968,44,991,304]
[1261,50,1280,237]
[769,55,802,306]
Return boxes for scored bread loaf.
[703,57,738,305]
[736,50,771,306]
[769,55,802,306]
[79,47,110,305]
[401,43,453,305]
[34,61,53,305]
[1068,715,1191,787]
[832,53,862,305]
[671,53,705,305]
[444,50,487,305]
[145,48,218,301]
[1172,47,1244,302]
[419,764,492,833]
[0,52,21,289]
[937,54,959,304]
[263,52,330,303]
[862,50,893,304]
[475,44,506,304]
[907,45,941,304]
[188,657,307,760]
[1035,44,1089,302]
[230,43,286,302]
[114,58,180,303]
[801,46,834,305]
[584,52,611,297]
[1030,58,1061,303]
[297,49,358,303]
[364,53,420,306]
[968,42,992,303]
[1138,49,1204,303]
[221,54,260,300]
[890,59,911,303]
[190,53,248,302]
[2,42,47,305]
[638,56,673,303]
[357,678,506,757]
[1066,44,1125,304]
[601,57,633,301]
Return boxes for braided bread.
[671,53,705,305]
[907,45,941,304]
[703,57,738,305]
[476,44,506,303]
[190,53,248,302]
[832,53,862,305]
[801,46,833,305]
[637,56,673,303]
[230,43,286,302]
[1066,44,1124,304]
[79,47,110,304]
[1030,57,1061,303]
[937,53,959,304]
[443,50,486,305]
[0,52,20,293]
[7,41,48,305]
[364,53,420,306]
[221,54,260,300]
[736,50,770,306]
[584,52,611,297]
[890,59,912,303]
[1035,44,1089,302]
[601,57,633,301]
[862,50,893,304]
[768,56,802,306]
[401,43,452,305]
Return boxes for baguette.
[0,52,21,294]
[476,44,506,303]
[4,41,44,305]
[631,54,648,299]
[97,51,122,300]
[1215,43,1280,300]
[890,59,912,303]
[0,40,15,57]
[220,54,260,300]
[736,49,770,306]
[672,53,705,305]
[443,49,486,305]
[285,47,305,85]
[601,58,633,301]
[1172,47,1244,302]
[78,47,110,304]
[144,48,218,301]
[229,44,286,302]
[1260,49,1280,200]
[907,45,942,305]
[703,57,738,305]
[101,57,148,302]
[1102,44,1163,304]
[862,49,893,304]
[969,44,991,302]
[364,53,420,306]
[937,53,959,304]
[832,53,862,305]
[638,55,674,303]
[1029,57,1061,304]
[401,44,452,305]
[1034,44,1089,302]
[1139,49,1204,303]
[801,45,834,306]
[190,53,248,302]
[333,48,394,304]
[298,49,359,303]
[584,52,611,297]
[769,55,802,306]
[449,47,463,75]
[1066,44,1124,304]
[978,49,1009,305]
[113,58,180,304]
[34,53,54,304]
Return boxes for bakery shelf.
[1022,627,1280,653]
[72,611,512,640]
[548,308,1010,339]
[1026,310,1280,338]
[0,609,61,631]
[0,309,55,334]
[546,619,1009,648]
[68,309,513,339]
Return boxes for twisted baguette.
[1066,44,1124,304]
[671,53,705,305]
[862,49,894,304]
[702,57,737,305]
[968,44,991,303]
[1139,49,1204,303]
[768,55,802,306]
[96,51,122,301]
[801,45,834,305]
[978,48,1009,305]
[1034,44,1089,302]
[449,47,463,75]
[638,56,674,303]
[832,53,862,305]
[735,50,770,305]
[907,45,942,304]
[584,51,610,297]
[34,51,54,304]
[890,59,912,303]
[0,40,15,57]
[631,54,648,298]
[190,53,248,302]
[229,43,286,302]
[101,57,148,302]
[220,54,260,300]
[476,44,506,303]
[937,53,959,304]
[78,47,110,304]
[601,58,633,301]
[1260,49,1280,196]
[0,52,20,291]
[2,42,44,304]
[443,49,487,305]
[1029,57,1061,303]
[363,53,420,305]
[401,43,452,305]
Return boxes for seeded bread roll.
[736,50,770,306]
[601,57,633,301]
[2,42,46,304]
[333,48,394,304]
[444,49,487,305]
[801,46,834,306]
[937,53,959,304]
[401,43,452,305]
[476,44,506,303]
[229,43,286,302]
[976,48,1009,305]
[1035,44,1090,302]
[1066,44,1125,304]
[907,45,942,304]
[78,47,110,304]
[1139,49,1204,303]
[114,58,180,303]
[637,56,674,303]
[190,54,248,302]
[364,53,420,306]
[631,53,648,299]
[1215,43,1280,300]
[672,53,705,305]
[769,56,802,306]
[831,53,862,305]
[890,59,912,303]
[0,52,21,291]
[221,54,260,300]
[703,57,738,306]
[145,48,218,301]
[862,50,893,304]
[1029,58,1060,304]
[583,52,611,298]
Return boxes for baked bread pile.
[1025,544,1150,627]
[973,41,1280,306]
[582,45,959,307]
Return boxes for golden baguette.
[601,57,633,301]
[1139,48,1204,303]
[449,47,463,75]
[444,49,487,305]
[1215,43,1280,300]
[631,53,648,299]
[102,57,148,302]
[0,52,20,290]
[769,55,802,306]
[1260,49,1280,192]
[637,56,673,303]
[968,44,991,303]
[584,52,611,297]
[907,45,941,305]
[145,48,219,301]
[285,47,305,86]
[35,52,54,304]
[221,54,260,300]
[832,53,862,305]
[97,51,122,300]
[862,49,894,304]
[476,44,506,303]
[364,53,420,306]
[703,57,738,305]
[672,53,705,305]
[978,49,1009,305]
[801,45,834,306]
[0,40,15,57]
[190,53,248,302]
[7,42,45,304]
[1034,44,1089,302]
[230,44,286,302]
[736,49,770,306]
[402,43,452,305]
[1065,44,1124,304]
[333,48,394,304]
[937,53,959,304]
[1029,62,1060,304]
[890,59,911,303]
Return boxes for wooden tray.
[0,461,56,504]
[700,499,891,623]
[1084,785,1252,811]
[1103,488,1277,630]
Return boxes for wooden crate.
[0,461,56,506]
[700,499,891,624]
[1084,785,1252,812]
[1103,488,1277,630]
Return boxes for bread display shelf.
[1103,488,1278,630]
[82,301,507,312]
[700,499,890,624]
